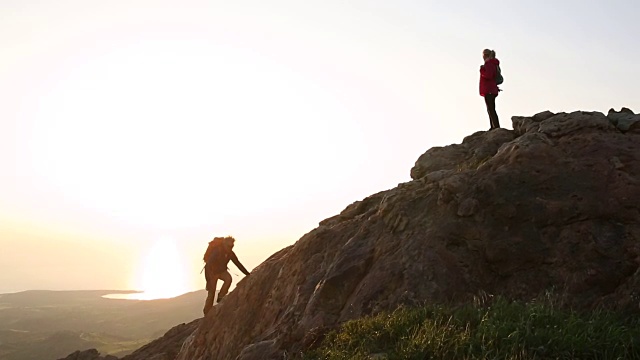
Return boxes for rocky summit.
[71,108,640,360]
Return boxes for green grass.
[303,295,640,360]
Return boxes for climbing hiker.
[202,236,250,315]
[479,48,501,130]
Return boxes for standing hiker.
[202,236,250,315]
[480,49,501,130]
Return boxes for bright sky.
[1,0,639,296]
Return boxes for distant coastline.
[0,289,202,301]
[0,289,142,297]
[0,289,20,294]
[102,291,152,300]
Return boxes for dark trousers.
[203,270,232,315]
[484,94,500,129]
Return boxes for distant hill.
[0,289,205,360]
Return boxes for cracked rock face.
[172,108,640,360]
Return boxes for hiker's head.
[223,236,235,249]
[482,49,496,61]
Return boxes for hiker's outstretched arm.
[230,252,250,276]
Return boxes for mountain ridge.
[63,108,640,360]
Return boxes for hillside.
[0,290,205,360]
[65,108,640,360]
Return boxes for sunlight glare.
[131,238,190,300]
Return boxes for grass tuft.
[303,295,640,360]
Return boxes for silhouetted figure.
[480,49,501,130]
[202,236,250,315]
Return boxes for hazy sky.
[1,0,638,296]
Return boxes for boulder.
[410,128,515,179]
[608,107,640,133]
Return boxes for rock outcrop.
[57,349,117,360]
[128,108,640,359]
[121,319,201,360]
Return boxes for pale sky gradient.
[1,0,639,295]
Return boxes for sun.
[131,238,190,300]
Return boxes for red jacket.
[479,58,500,96]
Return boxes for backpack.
[203,237,225,263]
[495,64,504,85]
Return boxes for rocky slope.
[104,108,640,359]
[120,319,200,360]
